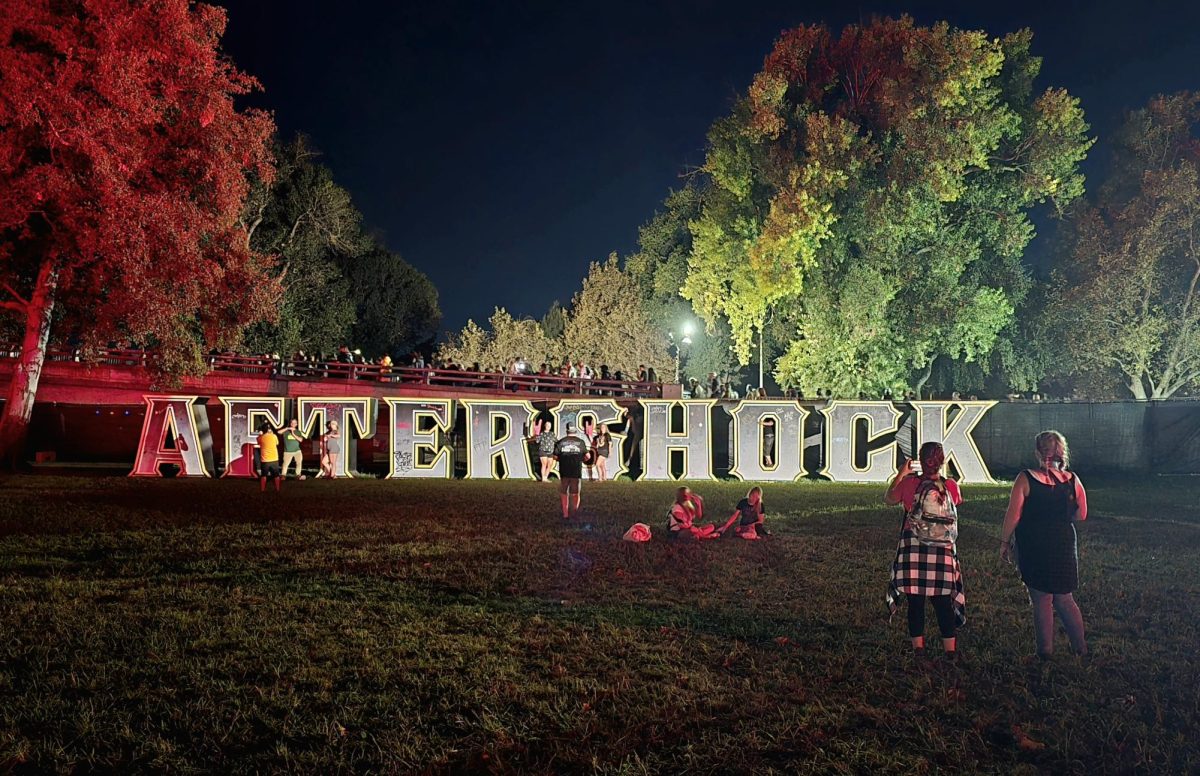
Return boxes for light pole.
[670,322,695,384]
[758,326,764,391]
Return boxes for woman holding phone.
[999,430,1089,658]
[884,442,965,660]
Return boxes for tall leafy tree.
[563,255,671,376]
[540,301,566,340]
[343,244,441,358]
[1052,93,1200,399]
[626,184,739,382]
[683,18,1091,397]
[0,0,276,466]
[438,308,562,372]
[240,136,363,356]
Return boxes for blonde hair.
[675,486,691,504]
[746,486,762,499]
[1035,430,1069,470]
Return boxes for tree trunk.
[0,262,58,470]
[913,359,935,399]
[1128,374,1148,401]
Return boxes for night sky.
[217,0,1200,335]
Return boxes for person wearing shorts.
[553,423,588,519]
[256,422,282,493]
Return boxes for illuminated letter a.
[130,395,214,477]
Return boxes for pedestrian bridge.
[0,347,669,406]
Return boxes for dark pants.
[907,594,956,638]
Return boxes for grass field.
[0,474,1197,774]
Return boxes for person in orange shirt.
[256,422,282,493]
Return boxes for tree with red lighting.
[0,0,277,467]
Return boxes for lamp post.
[669,322,695,384]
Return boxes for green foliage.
[1,475,1199,772]
[240,137,366,356]
[342,246,441,358]
[626,184,739,381]
[540,302,566,340]
[239,137,441,359]
[1050,93,1200,399]
[684,18,1092,396]
[440,258,672,376]
[437,308,562,371]
[563,255,672,375]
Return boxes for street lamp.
[669,322,696,384]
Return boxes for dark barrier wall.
[970,402,1200,476]
[17,399,1200,477]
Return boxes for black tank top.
[1014,470,1079,594]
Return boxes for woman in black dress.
[999,430,1089,658]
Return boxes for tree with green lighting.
[563,255,672,377]
[683,17,1092,397]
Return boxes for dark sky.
[218,0,1200,335]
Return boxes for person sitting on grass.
[716,486,768,539]
[667,486,719,540]
[255,422,282,493]
[884,441,964,661]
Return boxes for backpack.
[905,477,958,547]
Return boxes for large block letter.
[639,400,716,481]
[385,398,453,479]
[219,397,286,478]
[461,399,536,480]
[729,401,808,482]
[820,401,902,483]
[130,395,214,477]
[297,397,377,478]
[912,401,997,484]
[551,399,630,481]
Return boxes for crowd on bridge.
[5,342,1121,403]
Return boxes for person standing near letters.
[279,418,306,480]
[884,442,965,660]
[999,430,1089,659]
[318,420,341,479]
[553,422,588,519]
[255,422,282,493]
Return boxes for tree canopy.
[437,308,562,372]
[343,244,441,358]
[0,0,276,464]
[682,17,1092,397]
[238,136,442,359]
[625,184,740,383]
[1051,92,1200,399]
[563,255,671,376]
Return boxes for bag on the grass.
[905,477,958,547]
[623,522,652,542]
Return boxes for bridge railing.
[2,345,664,398]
